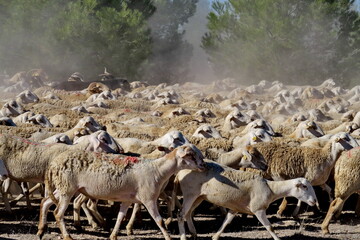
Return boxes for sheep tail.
[44,170,58,205]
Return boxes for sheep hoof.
[321,228,330,236]
[36,226,47,240]
[126,228,134,236]
[212,235,220,240]
[109,234,118,240]
[276,211,283,218]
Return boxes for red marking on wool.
[348,146,360,158]
[123,109,131,113]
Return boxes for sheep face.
[28,114,53,128]
[193,124,222,139]
[240,146,268,171]
[76,116,103,133]
[1,100,25,117]
[332,132,359,152]
[0,159,8,181]
[78,130,124,154]
[249,129,272,144]
[225,109,251,129]
[152,130,189,153]
[16,90,39,104]
[290,178,318,207]
[175,144,206,171]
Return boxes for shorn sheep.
[321,147,360,235]
[39,144,206,240]
[253,132,358,216]
[175,162,318,240]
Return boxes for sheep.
[288,120,325,139]
[41,133,72,145]
[16,90,39,104]
[116,130,189,157]
[0,100,25,117]
[38,144,206,240]
[321,147,360,235]
[175,163,318,240]
[27,114,53,128]
[192,124,222,139]
[13,112,35,125]
[63,116,103,141]
[240,118,276,136]
[223,109,251,131]
[0,131,122,188]
[253,132,358,217]
[73,130,124,154]
[67,72,84,82]
[216,145,268,171]
[232,128,272,148]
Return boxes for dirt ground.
[0,195,360,240]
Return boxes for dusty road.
[0,196,359,240]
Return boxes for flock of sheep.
[0,71,360,240]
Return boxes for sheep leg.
[126,203,141,236]
[20,182,32,209]
[143,200,172,240]
[160,191,174,227]
[178,195,200,240]
[86,199,105,228]
[213,210,236,240]
[321,197,345,235]
[37,195,56,240]
[276,197,287,216]
[12,183,42,204]
[254,209,280,240]
[73,193,88,229]
[292,200,301,217]
[54,194,74,240]
[185,198,204,239]
[109,202,131,240]
[320,183,333,202]
[1,180,12,213]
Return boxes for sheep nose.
[198,163,206,172]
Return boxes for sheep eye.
[303,185,308,190]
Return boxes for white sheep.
[288,120,325,139]
[38,144,206,240]
[321,147,360,235]
[232,128,272,148]
[16,90,39,104]
[253,132,358,217]
[192,124,222,139]
[175,163,318,240]
[0,100,25,117]
[223,109,251,131]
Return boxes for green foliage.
[142,0,198,84]
[0,0,153,81]
[202,0,360,87]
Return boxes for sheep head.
[290,178,318,208]
[238,145,268,171]
[170,144,206,172]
